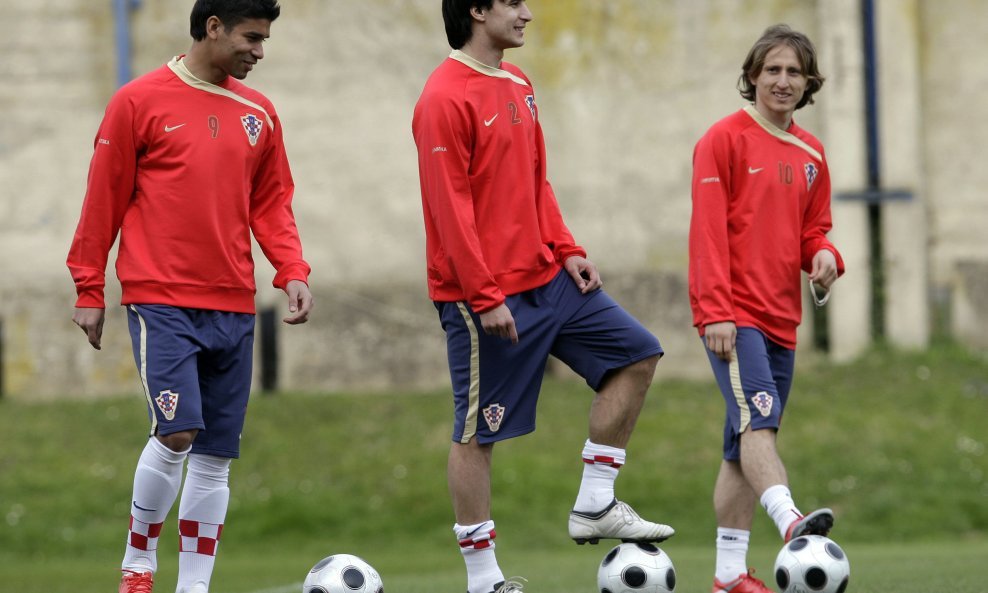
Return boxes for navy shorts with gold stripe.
[702,327,796,461]
[126,304,255,458]
[436,269,663,445]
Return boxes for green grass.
[1,342,986,592]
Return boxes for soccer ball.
[303,553,384,593]
[597,542,676,593]
[774,535,850,593]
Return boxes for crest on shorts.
[156,389,179,421]
[482,403,505,432]
[525,95,537,121]
[804,162,818,189]
[752,391,774,417]
[241,113,263,146]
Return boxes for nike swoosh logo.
[164,123,186,132]
[484,114,498,127]
[748,166,764,174]
[132,501,156,512]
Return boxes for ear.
[469,5,486,23]
[205,15,224,40]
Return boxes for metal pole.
[861,0,886,340]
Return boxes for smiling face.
[475,0,533,52]
[209,17,271,81]
[750,44,807,129]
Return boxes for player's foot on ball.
[568,499,675,545]
[712,568,773,593]
[119,569,154,593]
[785,507,834,542]
[473,576,527,593]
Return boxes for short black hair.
[442,0,494,49]
[190,0,281,41]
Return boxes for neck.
[755,103,791,130]
[459,40,504,69]
[181,44,226,85]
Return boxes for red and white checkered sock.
[574,440,625,514]
[176,454,230,592]
[455,520,503,593]
[122,438,188,573]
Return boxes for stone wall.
[1,1,984,399]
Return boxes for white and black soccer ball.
[303,553,384,593]
[774,535,850,593]
[597,542,676,593]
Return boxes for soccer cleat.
[568,499,675,545]
[784,507,834,542]
[178,584,207,593]
[119,570,154,593]
[712,568,772,593]
[470,577,528,593]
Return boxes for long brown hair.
[737,24,825,110]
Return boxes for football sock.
[573,440,625,513]
[122,437,188,573]
[455,520,503,593]
[714,527,751,584]
[176,454,231,593]
[760,484,802,539]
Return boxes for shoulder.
[500,61,533,87]
[788,121,825,154]
[223,78,278,115]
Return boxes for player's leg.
[449,439,503,593]
[436,296,553,593]
[704,328,782,592]
[174,310,254,593]
[543,274,672,544]
[121,305,206,591]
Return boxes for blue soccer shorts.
[126,304,255,458]
[702,326,796,461]
[436,269,664,445]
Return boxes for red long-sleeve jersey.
[67,57,309,314]
[689,105,845,349]
[412,51,586,313]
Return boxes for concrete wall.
[1,0,983,399]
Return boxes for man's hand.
[73,307,106,350]
[704,321,736,362]
[563,255,602,294]
[479,303,518,344]
[809,249,839,293]
[283,279,313,324]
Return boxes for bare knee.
[156,429,198,452]
[615,354,659,389]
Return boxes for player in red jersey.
[689,24,845,593]
[66,2,312,592]
[414,2,674,592]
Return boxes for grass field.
[1,342,986,592]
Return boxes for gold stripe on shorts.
[729,349,749,433]
[130,305,157,436]
[456,302,481,444]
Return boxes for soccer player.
[688,24,845,593]
[66,2,312,592]
[413,2,674,592]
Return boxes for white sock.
[176,454,231,593]
[122,438,188,574]
[714,528,750,584]
[455,520,503,593]
[760,484,802,539]
[574,440,625,513]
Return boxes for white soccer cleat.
[568,499,675,545]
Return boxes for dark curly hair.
[190,0,280,41]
